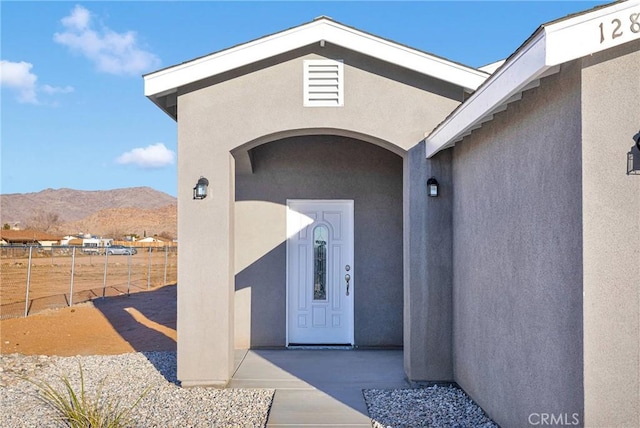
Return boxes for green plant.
[27,364,148,428]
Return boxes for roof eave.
[147,93,177,121]
[144,17,488,104]
[425,30,548,157]
[425,0,640,158]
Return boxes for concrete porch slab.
[229,349,408,427]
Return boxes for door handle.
[345,273,351,296]
[345,265,351,296]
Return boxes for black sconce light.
[427,177,439,197]
[629,130,640,175]
[193,176,209,200]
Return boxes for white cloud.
[54,5,160,76]
[0,60,38,103]
[116,143,176,168]
[0,60,75,104]
[61,4,91,31]
[41,84,75,95]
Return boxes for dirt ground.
[1,251,177,307]
[0,284,176,356]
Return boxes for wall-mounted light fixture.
[427,177,439,197]
[193,176,209,200]
[629,130,640,175]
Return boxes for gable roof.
[0,230,63,243]
[425,0,640,157]
[144,16,489,119]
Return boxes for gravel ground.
[0,352,273,428]
[2,352,498,427]
[364,386,498,428]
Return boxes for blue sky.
[1,1,606,197]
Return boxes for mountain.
[0,187,176,237]
[63,204,177,239]
[1,187,176,224]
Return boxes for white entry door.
[287,200,354,345]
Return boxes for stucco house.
[144,1,639,427]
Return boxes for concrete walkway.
[229,349,408,427]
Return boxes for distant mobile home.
[144,2,639,427]
[65,237,113,253]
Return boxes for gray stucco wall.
[235,135,404,347]
[404,141,453,381]
[451,62,584,427]
[179,43,462,155]
[175,42,462,384]
[581,40,640,428]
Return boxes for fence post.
[102,251,109,298]
[69,247,76,306]
[147,247,152,290]
[24,246,33,317]
[163,247,168,285]
[127,251,132,295]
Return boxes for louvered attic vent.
[304,60,344,107]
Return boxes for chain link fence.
[0,245,177,319]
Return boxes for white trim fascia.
[478,59,506,74]
[144,18,488,98]
[320,21,488,91]
[426,31,549,157]
[425,0,640,158]
[544,0,640,65]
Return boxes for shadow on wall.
[233,136,405,349]
[236,242,287,348]
[234,201,305,348]
[235,201,290,274]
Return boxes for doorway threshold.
[287,344,354,350]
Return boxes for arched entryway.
[234,134,404,349]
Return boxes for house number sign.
[599,11,640,43]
